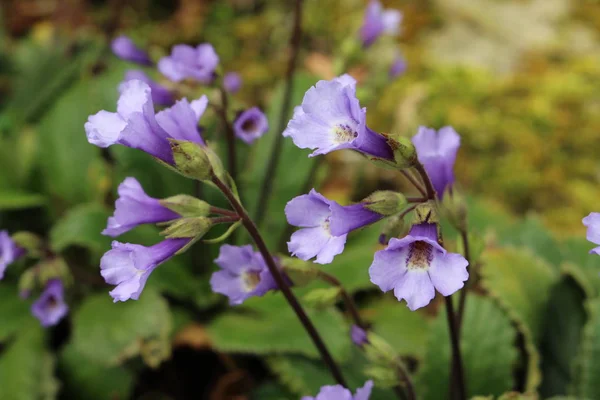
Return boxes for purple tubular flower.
[103,177,180,237]
[31,280,69,327]
[210,244,278,305]
[223,72,242,94]
[285,190,348,264]
[389,53,407,79]
[302,381,374,400]
[351,325,369,347]
[233,107,269,144]
[369,223,468,311]
[282,75,393,160]
[0,230,25,280]
[111,35,152,66]
[360,0,402,47]
[583,213,600,255]
[412,126,460,199]
[100,238,191,302]
[329,203,382,237]
[85,79,208,164]
[121,70,174,106]
[158,43,219,84]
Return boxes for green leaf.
[416,295,518,399]
[0,285,33,342]
[251,383,296,400]
[58,344,133,400]
[207,293,351,360]
[71,289,172,366]
[0,190,46,210]
[570,299,600,399]
[539,278,587,398]
[49,203,112,255]
[559,237,600,297]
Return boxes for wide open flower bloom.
[121,70,174,106]
[233,107,269,144]
[412,126,460,199]
[100,238,191,302]
[302,380,373,400]
[31,279,69,327]
[360,0,402,47]
[158,43,219,84]
[0,230,25,280]
[282,75,392,160]
[583,212,600,255]
[223,72,242,94]
[210,244,278,305]
[111,35,152,66]
[103,177,180,237]
[369,223,468,310]
[285,190,348,264]
[85,79,207,164]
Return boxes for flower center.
[333,123,358,144]
[406,241,433,270]
[242,118,258,133]
[322,217,332,235]
[242,271,261,291]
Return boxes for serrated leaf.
[71,289,172,366]
[0,190,46,210]
[49,203,112,255]
[539,278,586,398]
[416,296,518,399]
[570,299,600,399]
[207,293,351,360]
[0,285,33,342]
[559,237,600,297]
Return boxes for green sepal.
[169,139,213,180]
[37,257,72,287]
[203,220,242,244]
[363,331,399,366]
[414,201,439,225]
[279,256,320,287]
[363,191,407,216]
[363,365,400,388]
[159,195,210,217]
[302,288,342,309]
[160,217,212,239]
[11,231,44,257]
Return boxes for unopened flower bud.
[379,214,407,244]
[11,231,42,257]
[363,191,407,216]
[388,135,417,168]
[414,201,439,225]
[159,195,211,218]
[160,217,213,239]
[279,256,320,287]
[440,190,468,231]
[170,139,213,180]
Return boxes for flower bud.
[159,195,211,218]
[440,190,468,231]
[414,201,439,225]
[160,217,213,239]
[388,135,417,168]
[363,191,407,216]
[379,214,407,244]
[11,231,43,257]
[170,139,213,180]
[303,287,342,309]
[279,256,320,287]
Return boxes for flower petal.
[428,252,469,296]
[285,190,331,227]
[393,270,435,311]
[315,234,347,264]
[288,226,330,261]
[369,245,409,292]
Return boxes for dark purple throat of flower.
[334,123,358,144]
[242,118,259,134]
[406,241,434,270]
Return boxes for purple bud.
[369,223,468,311]
[210,245,278,305]
[583,212,600,255]
[351,325,369,347]
[412,126,460,199]
[100,238,191,302]
[301,380,374,400]
[121,70,174,106]
[233,107,269,144]
[0,230,25,280]
[158,43,219,84]
[360,0,402,47]
[111,35,152,66]
[31,279,68,327]
[389,53,407,79]
[223,72,242,94]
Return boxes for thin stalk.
[414,162,436,200]
[394,361,417,400]
[406,197,427,203]
[254,0,304,224]
[445,296,467,400]
[456,228,471,329]
[211,216,241,224]
[211,174,347,387]
[217,87,237,181]
[318,271,365,329]
[400,170,427,197]
[209,206,238,218]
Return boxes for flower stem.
[456,228,471,329]
[394,362,417,400]
[254,0,304,225]
[445,296,467,400]
[217,86,237,182]
[400,170,427,197]
[211,174,348,387]
[209,206,239,218]
[317,271,365,329]
[211,216,241,224]
[413,162,436,200]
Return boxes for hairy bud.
[159,195,211,218]
[363,191,407,216]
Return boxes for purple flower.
[111,35,152,66]
[85,79,208,164]
[158,43,219,84]
[103,177,180,237]
[329,203,383,237]
[285,190,348,264]
[389,53,407,79]
[0,231,25,280]
[412,126,460,199]
[360,0,402,47]
[283,75,392,160]
[233,107,269,144]
[31,280,68,327]
[351,325,369,347]
[302,381,373,400]
[121,70,174,106]
[223,72,242,94]
[583,213,600,255]
[210,245,278,305]
[369,223,468,311]
[100,238,190,302]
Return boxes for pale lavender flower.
[158,43,219,84]
[369,223,468,311]
[121,70,174,106]
[210,245,278,305]
[360,0,402,47]
[302,381,373,400]
[0,230,25,280]
[283,75,392,160]
[285,190,348,264]
[31,280,68,327]
[223,72,242,93]
[329,203,382,237]
[351,325,368,347]
[100,238,190,302]
[412,126,460,199]
[85,80,208,164]
[233,107,269,144]
[389,53,407,79]
[103,177,179,237]
[583,213,600,255]
[111,35,152,66]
